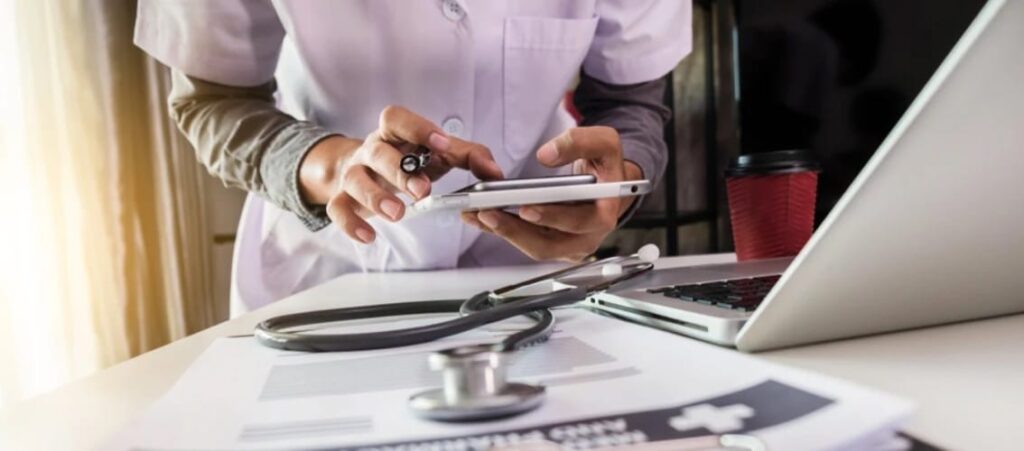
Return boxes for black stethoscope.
[254,244,660,421]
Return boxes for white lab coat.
[135,0,692,314]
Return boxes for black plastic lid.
[726,150,821,176]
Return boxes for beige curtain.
[0,0,217,407]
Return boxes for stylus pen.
[401,146,432,174]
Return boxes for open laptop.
[589,0,1024,352]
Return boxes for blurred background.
[0,0,986,409]
[0,1,244,408]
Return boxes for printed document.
[102,309,912,450]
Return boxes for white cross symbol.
[668,403,755,434]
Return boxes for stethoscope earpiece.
[638,243,661,263]
[601,244,660,278]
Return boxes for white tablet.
[408,174,651,215]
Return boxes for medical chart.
[101,310,912,450]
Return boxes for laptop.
[589,0,1024,352]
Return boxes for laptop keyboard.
[646,275,781,312]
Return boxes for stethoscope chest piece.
[408,344,545,422]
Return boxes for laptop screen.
[735,0,988,220]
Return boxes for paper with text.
[102,309,912,450]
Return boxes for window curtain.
[0,0,217,407]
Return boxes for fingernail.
[428,132,450,151]
[407,177,430,198]
[488,160,504,178]
[478,211,499,229]
[519,207,540,222]
[355,228,374,244]
[536,142,558,164]
[380,199,402,221]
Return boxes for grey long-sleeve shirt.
[168,70,670,231]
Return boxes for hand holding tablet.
[407,174,650,216]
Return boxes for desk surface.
[2,254,1021,450]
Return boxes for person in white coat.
[134,0,692,314]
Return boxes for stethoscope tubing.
[253,251,655,354]
[254,287,586,352]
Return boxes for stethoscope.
[254,244,661,422]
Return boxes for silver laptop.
[591,0,1024,352]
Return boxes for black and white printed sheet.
[103,310,912,451]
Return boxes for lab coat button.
[442,0,465,21]
[442,117,465,137]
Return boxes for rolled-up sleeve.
[168,72,336,231]
[577,0,691,223]
[137,1,335,230]
[574,73,670,187]
[574,73,671,224]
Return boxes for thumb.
[535,126,621,168]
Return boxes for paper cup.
[726,150,820,261]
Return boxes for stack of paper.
[103,309,912,450]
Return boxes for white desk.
[2,254,1021,450]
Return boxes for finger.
[476,210,581,261]
[534,126,624,221]
[535,126,622,169]
[421,148,455,181]
[591,194,621,232]
[356,139,432,199]
[517,202,616,234]
[342,165,406,222]
[438,138,504,181]
[377,105,451,153]
[460,211,485,230]
[326,194,375,244]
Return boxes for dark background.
[736,0,988,221]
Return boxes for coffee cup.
[726,150,821,261]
